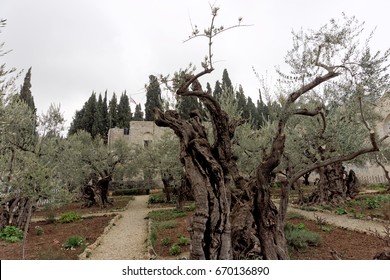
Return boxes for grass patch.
[285,223,321,252]
[157,221,177,229]
[59,211,81,223]
[287,212,305,220]
[300,206,318,212]
[63,235,85,250]
[319,225,333,232]
[148,209,187,221]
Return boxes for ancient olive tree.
[154,8,389,260]
[64,130,137,207]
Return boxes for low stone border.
[78,199,134,260]
[78,213,123,259]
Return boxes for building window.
[144,140,152,148]
[124,128,129,135]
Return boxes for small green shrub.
[300,206,318,212]
[319,225,333,232]
[161,237,171,246]
[63,236,85,250]
[366,198,380,210]
[148,209,187,221]
[35,226,44,236]
[177,235,191,246]
[0,226,24,243]
[148,194,166,204]
[335,207,347,215]
[158,221,177,229]
[352,212,366,219]
[285,223,321,252]
[169,244,181,256]
[150,225,158,248]
[59,211,81,223]
[287,212,305,220]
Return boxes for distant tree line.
[68,69,274,138]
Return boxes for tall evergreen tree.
[144,75,162,121]
[116,91,132,129]
[19,67,36,113]
[108,92,118,128]
[133,104,144,121]
[176,95,205,120]
[213,80,222,100]
[221,68,233,92]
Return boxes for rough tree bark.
[155,108,233,259]
[0,195,35,233]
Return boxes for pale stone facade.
[107,121,171,148]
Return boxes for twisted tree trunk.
[155,110,232,259]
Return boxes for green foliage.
[335,207,348,215]
[133,104,144,121]
[285,223,321,251]
[35,226,44,236]
[161,237,171,246]
[63,236,85,250]
[169,244,181,256]
[148,209,187,221]
[287,212,305,220]
[158,221,177,229]
[59,211,81,223]
[145,75,163,121]
[150,225,158,248]
[0,226,24,243]
[177,235,191,246]
[113,189,149,196]
[116,92,132,129]
[148,194,166,204]
[319,225,333,232]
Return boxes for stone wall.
[107,121,171,147]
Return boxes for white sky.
[1,0,390,131]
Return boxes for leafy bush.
[177,235,191,246]
[169,244,181,256]
[148,194,166,204]
[319,225,333,232]
[285,223,321,251]
[161,237,171,246]
[148,209,187,221]
[335,207,347,215]
[0,226,24,243]
[158,221,177,229]
[59,211,81,223]
[366,198,380,210]
[63,236,85,250]
[113,189,149,196]
[35,226,44,236]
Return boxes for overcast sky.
[1,0,390,131]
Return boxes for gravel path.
[88,195,150,260]
[82,195,388,260]
[288,205,388,237]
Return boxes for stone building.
[107,121,171,148]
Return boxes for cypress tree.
[133,104,144,121]
[144,75,162,121]
[108,92,118,128]
[19,67,36,113]
[117,91,132,129]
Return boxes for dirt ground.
[0,196,133,260]
[152,212,388,260]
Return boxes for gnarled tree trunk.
[155,110,232,259]
[307,163,360,205]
